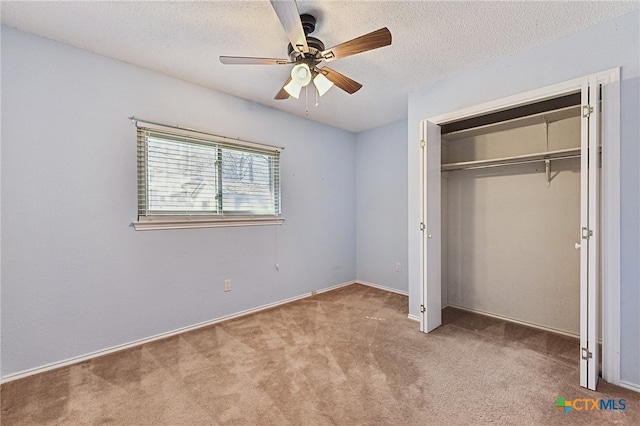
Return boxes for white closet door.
[579,77,600,390]
[420,120,441,333]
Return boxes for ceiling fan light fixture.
[290,63,312,86]
[284,80,303,99]
[313,72,334,96]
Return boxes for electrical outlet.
[224,279,232,292]
[395,263,402,272]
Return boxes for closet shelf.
[441,147,581,171]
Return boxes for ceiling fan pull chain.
[305,85,309,117]
[315,85,320,107]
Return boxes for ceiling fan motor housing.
[288,37,325,62]
[287,14,324,63]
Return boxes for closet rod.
[442,154,580,172]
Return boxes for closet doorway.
[418,69,621,391]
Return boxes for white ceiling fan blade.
[270,0,309,54]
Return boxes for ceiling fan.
[220,0,392,100]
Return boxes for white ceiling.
[2,1,638,133]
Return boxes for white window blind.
[135,124,282,230]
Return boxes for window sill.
[133,215,284,231]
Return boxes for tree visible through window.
[136,127,281,229]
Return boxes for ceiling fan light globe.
[290,63,312,87]
[313,73,334,96]
[284,80,302,99]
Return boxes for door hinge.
[581,347,593,360]
[582,104,594,118]
[420,140,426,148]
[420,304,426,313]
[420,222,426,231]
[581,227,593,240]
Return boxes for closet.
[440,99,590,336]
[420,71,619,391]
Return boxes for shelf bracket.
[545,159,551,187]
[542,116,549,152]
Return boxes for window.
[134,123,282,230]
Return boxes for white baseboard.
[317,280,355,294]
[619,381,640,394]
[356,280,408,296]
[407,314,420,322]
[446,304,580,339]
[1,280,356,384]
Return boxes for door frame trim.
[419,68,620,385]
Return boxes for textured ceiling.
[2,1,638,133]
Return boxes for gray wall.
[355,120,408,293]
[408,10,640,387]
[0,26,356,377]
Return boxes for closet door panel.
[587,78,600,390]
[421,120,441,333]
[579,77,600,391]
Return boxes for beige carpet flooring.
[1,283,638,425]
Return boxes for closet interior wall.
[441,110,582,335]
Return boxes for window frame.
[133,119,283,230]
